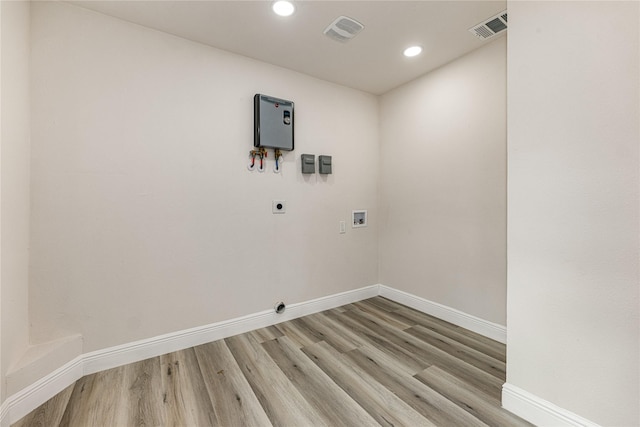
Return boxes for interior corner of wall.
[5,333,82,397]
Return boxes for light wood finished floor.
[14,297,531,427]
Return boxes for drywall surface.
[506,1,639,425]
[29,2,378,353]
[379,38,507,325]
[0,0,31,402]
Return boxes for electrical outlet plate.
[272,200,286,214]
[339,220,346,234]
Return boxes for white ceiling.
[68,0,506,95]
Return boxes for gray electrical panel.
[254,94,294,151]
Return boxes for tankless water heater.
[254,94,294,151]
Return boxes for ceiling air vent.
[469,10,508,40]
[323,16,364,43]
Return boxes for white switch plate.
[339,221,346,234]
[272,200,286,214]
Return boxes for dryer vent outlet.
[275,302,286,314]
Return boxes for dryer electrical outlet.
[254,94,294,151]
[272,200,286,214]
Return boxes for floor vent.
[323,16,364,43]
[469,10,508,40]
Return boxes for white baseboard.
[502,383,601,427]
[2,284,379,425]
[1,285,608,427]
[83,284,379,376]
[378,284,507,343]
[0,401,8,427]
[6,334,83,398]
[3,284,512,425]
[3,356,84,426]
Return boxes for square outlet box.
[352,210,367,227]
[272,200,286,214]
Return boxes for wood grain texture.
[341,306,506,399]
[159,349,218,426]
[193,340,272,427]
[325,309,428,374]
[415,365,532,426]
[262,336,378,426]
[248,325,283,344]
[404,323,506,378]
[343,346,490,427]
[352,300,414,330]
[12,383,75,427]
[12,297,531,427]
[302,340,435,427]
[224,333,327,426]
[58,365,130,426]
[124,357,166,427]
[294,313,362,353]
[392,306,507,361]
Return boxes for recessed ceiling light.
[272,1,295,17]
[403,46,423,57]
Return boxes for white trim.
[83,284,379,375]
[378,284,507,343]
[1,284,379,425]
[3,284,515,424]
[4,356,84,426]
[502,383,601,427]
[0,401,9,427]
[0,285,607,427]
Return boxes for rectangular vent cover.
[469,10,508,40]
[323,16,364,43]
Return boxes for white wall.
[29,2,379,353]
[379,38,507,325]
[506,1,639,426]
[0,0,31,402]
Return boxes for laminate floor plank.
[224,333,327,426]
[338,303,361,312]
[57,375,94,426]
[394,306,507,360]
[289,317,328,344]
[249,325,284,344]
[404,324,506,379]
[273,319,319,349]
[351,300,415,330]
[160,349,218,426]
[325,310,428,375]
[359,296,407,313]
[194,340,272,427]
[388,308,507,363]
[325,306,347,315]
[312,311,370,350]
[294,313,362,353]
[344,346,490,427]
[12,383,75,427]
[59,365,129,426]
[415,365,534,427]
[124,357,166,427]
[341,308,459,371]
[14,296,519,427]
[261,336,379,426]
[302,340,436,427]
[343,307,505,399]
